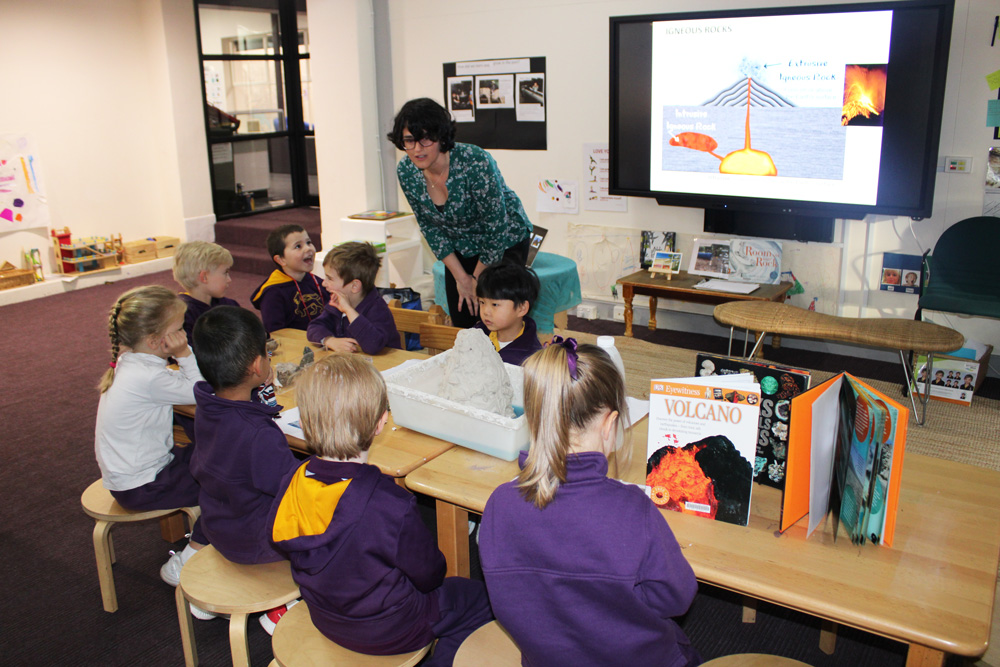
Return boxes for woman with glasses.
[389,98,533,328]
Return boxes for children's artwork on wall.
[0,135,49,233]
[536,179,577,214]
[447,76,475,122]
[567,223,642,300]
[880,252,921,294]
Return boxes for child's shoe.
[189,604,218,621]
[160,543,198,587]
[259,599,300,636]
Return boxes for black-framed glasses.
[402,136,436,150]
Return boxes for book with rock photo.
[646,374,760,526]
[640,231,676,269]
[694,354,811,491]
[728,239,782,284]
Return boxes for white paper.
[276,406,304,441]
[808,376,844,537]
[536,179,578,214]
[583,143,628,212]
[447,76,475,122]
[692,279,759,294]
[626,397,649,425]
[475,75,514,109]
[515,73,545,122]
[456,58,531,75]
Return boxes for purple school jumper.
[189,381,299,564]
[251,269,329,333]
[179,294,240,346]
[305,288,401,354]
[473,315,543,366]
[268,457,491,666]
[480,451,701,667]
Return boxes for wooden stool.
[80,479,200,613]
[454,620,520,666]
[271,600,432,666]
[702,654,812,666]
[176,545,300,667]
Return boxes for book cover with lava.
[646,375,760,526]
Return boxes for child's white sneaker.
[189,603,218,621]
[159,550,185,587]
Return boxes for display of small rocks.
[275,346,315,387]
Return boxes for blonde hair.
[294,354,388,459]
[323,242,381,294]
[172,241,233,290]
[98,285,186,393]
[518,343,630,509]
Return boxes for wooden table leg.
[436,501,471,578]
[741,596,757,623]
[160,513,188,543]
[648,296,658,331]
[622,285,634,337]
[819,619,837,654]
[904,644,945,667]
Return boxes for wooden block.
[123,240,157,264]
[154,236,180,258]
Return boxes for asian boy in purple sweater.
[306,241,400,354]
[473,262,542,366]
[251,224,329,333]
[268,355,492,666]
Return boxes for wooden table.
[404,417,1000,666]
[616,270,793,337]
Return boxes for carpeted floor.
[1,268,994,666]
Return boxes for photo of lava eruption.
[841,64,886,127]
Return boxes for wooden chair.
[418,322,462,355]
[387,299,446,349]
[270,599,432,666]
[701,654,812,666]
[454,620,520,666]
[176,545,300,667]
[80,479,200,613]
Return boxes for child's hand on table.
[323,336,359,354]
[161,330,191,358]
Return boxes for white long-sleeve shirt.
[95,350,203,491]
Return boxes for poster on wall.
[583,143,627,212]
[880,252,921,293]
[447,76,475,122]
[536,179,578,214]
[515,73,545,122]
[985,147,1000,216]
[567,223,642,300]
[0,134,49,233]
[475,75,514,109]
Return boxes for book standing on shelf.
[782,372,908,547]
[694,354,811,491]
[646,374,760,527]
[640,230,676,269]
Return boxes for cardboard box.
[912,345,993,405]
[123,239,157,264]
[154,236,180,258]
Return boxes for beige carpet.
[558,330,1000,473]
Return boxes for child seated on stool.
[480,340,701,666]
[306,241,401,354]
[173,241,239,345]
[190,306,301,631]
[268,355,492,665]
[94,286,207,586]
[251,224,329,333]
[474,262,542,365]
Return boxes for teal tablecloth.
[432,252,582,333]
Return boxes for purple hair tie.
[548,335,579,380]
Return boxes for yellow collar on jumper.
[272,463,352,542]
[488,323,525,351]
[252,269,294,302]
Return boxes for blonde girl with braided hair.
[479,338,701,666]
[94,285,212,598]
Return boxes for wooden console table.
[616,270,793,337]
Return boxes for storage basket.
[123,239,157,264]
[0,261,35,290]
[154,236,180,258]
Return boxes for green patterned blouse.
[397,142,532,265]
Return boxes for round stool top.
[178,545,299,614]
[272,601,431,667]
[81,479,178,522]
[454,620,520,666]
[702,654,812,667]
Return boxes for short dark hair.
[323,242,381,295]
[476,262,540,309]
[387,98,456,152]
[266,224,306,266]
[193,306,267,390]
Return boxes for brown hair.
[294,355,388,459]
[517,343,630,508]
[98,285,186,393]
[323,242,381,295]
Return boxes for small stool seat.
[271,600,432,666]
[702,654,812,666]
[176,545,300,667]
[80,479,200,613]
[454,620,520,666]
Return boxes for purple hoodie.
[480,451,701,667]
[268,457,445,654]
[473,315,543,366]
[179,294,240,346]
[190,381,299,564]
[305,288,401,354]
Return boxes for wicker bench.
[713,301,965,425]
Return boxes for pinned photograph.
[447,76,475,122]
[516,73,545,122]
[476,75,514,109]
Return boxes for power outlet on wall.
[612,305,626,322]
[576,304,598,320]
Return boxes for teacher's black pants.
[444,236,530,328]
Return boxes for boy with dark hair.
[268,355,492,666]
[190,306,300,631]
[474,262,542,365]
[251,224,329,333]
[306,242,401,354]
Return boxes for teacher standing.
[389,98,533,328]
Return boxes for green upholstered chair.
[915,216,1000,322]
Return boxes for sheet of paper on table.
[693,279,760,294]
[276,406,303,440]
